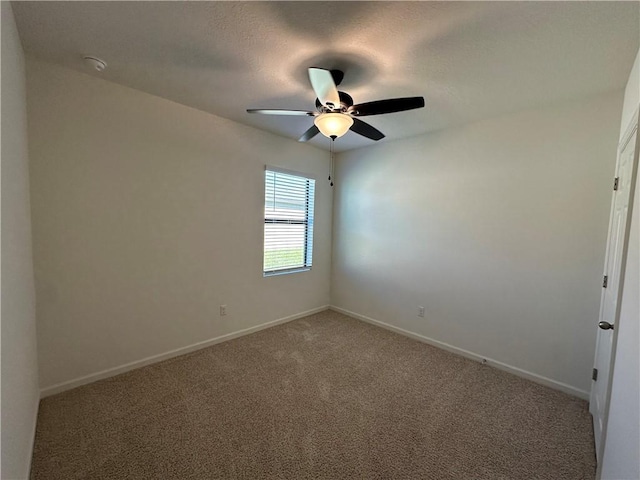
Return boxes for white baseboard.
[40,304,589,401]
[40,305,330,398]
[330,306,590,400]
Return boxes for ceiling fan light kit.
[247,67,425,144]
[314,112,354,139]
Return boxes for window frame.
[263,166,316,277]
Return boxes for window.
[264,167,316,276]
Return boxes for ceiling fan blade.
[247,109,316,116]
[298,124,320,142]
[350,118,385,141]
[330,69,344,87]
[349,97,425,116]
[308,68,341,109]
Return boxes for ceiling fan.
[247,68,425,143]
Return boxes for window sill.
[263,267,311,277]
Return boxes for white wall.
[1,3,40,478]
[619,49,639,142]
[26,59,332,393]
[332,92,622,396]
[600,48,640,480]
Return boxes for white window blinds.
[264,168,316,276]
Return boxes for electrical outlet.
[418,306,425,318]
[220,305,227,316]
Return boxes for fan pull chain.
[328,138,335,187]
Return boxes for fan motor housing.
[316,91,354,113]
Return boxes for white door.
[590,125,638,461]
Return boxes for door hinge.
[603,275,608,288]
[592,368,598,381]
[613,177,619,191]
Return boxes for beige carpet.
[31,310,595,479]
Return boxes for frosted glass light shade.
[314,113,354,139]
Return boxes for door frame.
[592,107,640,475]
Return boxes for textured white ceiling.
[12,1,640,152]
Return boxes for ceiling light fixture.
[248,67,423,143]
[314,112,354,139]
